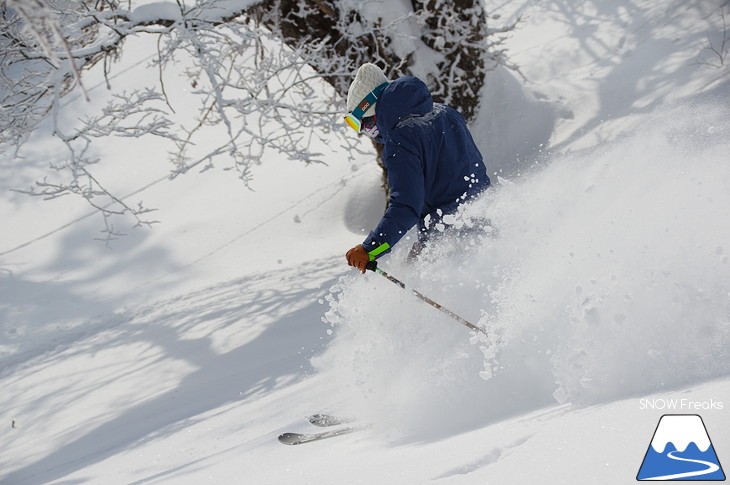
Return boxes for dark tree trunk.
[410,0,488,121]
[249,0,490,121]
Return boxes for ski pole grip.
[365,260,378,272]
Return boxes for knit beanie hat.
[347,63,389,118]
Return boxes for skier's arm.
[362,144,424,258]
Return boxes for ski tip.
[277,427,357,445]
[278,432,301,445]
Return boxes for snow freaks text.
[639,399,724,411]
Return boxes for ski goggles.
[344,82,389,133]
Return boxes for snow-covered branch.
[1,0,517,239]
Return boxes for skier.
[343,63,490,273]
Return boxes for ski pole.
[365,261,487,336]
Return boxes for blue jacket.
[362,76,490,258]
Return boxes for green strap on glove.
[367,242,390,261]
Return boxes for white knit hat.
[347,63,389,118]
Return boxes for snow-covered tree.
[1,0,517,239]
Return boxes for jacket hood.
[375,76,434,134]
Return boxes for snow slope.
[1,0,730,484]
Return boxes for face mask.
[361,116,380,139]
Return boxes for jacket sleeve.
[362,142,424,258]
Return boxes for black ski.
[278,414,358,445]
[278,426,356,445]
[307,414,353,427]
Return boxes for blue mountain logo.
[637,414,725,481]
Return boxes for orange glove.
[346,244,370,274]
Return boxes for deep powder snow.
[315,100,730,441]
